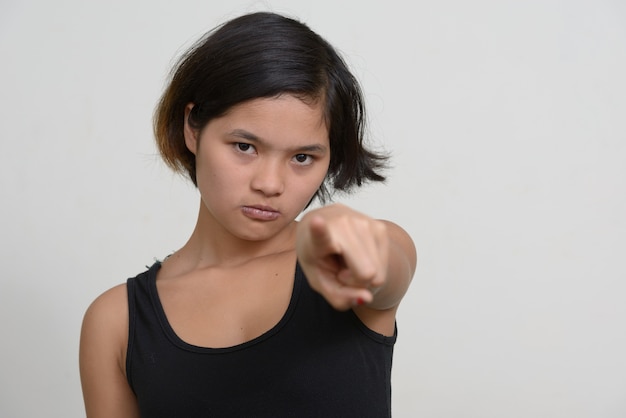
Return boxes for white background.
[1,0,625,417]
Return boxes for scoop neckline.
[145,261,303,354]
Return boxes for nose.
[250,159,285,196]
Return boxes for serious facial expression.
[184,94,331,242]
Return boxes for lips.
[241,205,281,221]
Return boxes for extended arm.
[296,203,417,313]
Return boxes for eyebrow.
[228,129,328,154]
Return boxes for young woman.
[79,11,416,418]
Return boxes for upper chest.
[155,256,296,348]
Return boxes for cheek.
[293,163,329,197]
[195,153,237,191]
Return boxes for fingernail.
[356,297,365,306]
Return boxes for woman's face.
[184,94,330,242]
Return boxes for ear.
[183,103,199,155]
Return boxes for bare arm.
[79,284,140,418]
[296,203,417,324]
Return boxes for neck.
[172,201,297,271]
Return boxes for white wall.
[1,0,625,416]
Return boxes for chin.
[233,221,291,242]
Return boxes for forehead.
[209,95,329,146]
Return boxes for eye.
[235,143,256,154]
[293,153,313,166]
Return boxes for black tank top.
[126,261,396,417]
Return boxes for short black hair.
[154,11,387,203]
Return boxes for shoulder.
[80,283,141,417]
[83,283,129,331]
[80,283,130,369]
[80,264,158,355]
